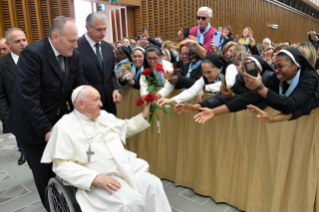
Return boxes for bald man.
[42,86,172,212]
[0,38,10,56]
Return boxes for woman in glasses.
[193,47,319,123]
[115,46,132,89]
[120,47,146,89]
[247,43,319,123]
[140,46,174,99]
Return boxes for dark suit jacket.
[7,37,86,145]
[0,53,17,123]
[175,61,202,89]
[77,35,119,115]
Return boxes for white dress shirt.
[84,33,103,59]
[11,52,19,65]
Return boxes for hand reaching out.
[247,104,274,123]
[193,107,215,123]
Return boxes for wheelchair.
[45,177,82,212]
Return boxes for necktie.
[95,43,103,71]
[57,55,65,73]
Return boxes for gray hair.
[48,16,74,38]
[263,38,271,45]
[86,12,107,28]
[5,27,24,42]
[197,7,213,18]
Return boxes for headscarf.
[277,47,316,72]
[119,46,132,62]
[202,53,228,85]
[245,55,274,75]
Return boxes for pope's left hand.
[113,90,122,104]
[242,71,262,91]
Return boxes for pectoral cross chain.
[87,145,95,162]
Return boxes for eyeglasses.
[274,62,291,70]
[196,16,208,20]
[180,53,189,56]
[133,55,143,59]
[146,57,160,61]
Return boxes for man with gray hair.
[77,12,122,116]
[262,38,272,51]
[42,85,172,212]
[177,6,217,53]
[0,37,10,56]
[7,16,86,208]
[0,27,27,165]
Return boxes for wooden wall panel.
[0,0,75,42]
[134,0,319,44]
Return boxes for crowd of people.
[0,5,318,211]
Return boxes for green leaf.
[147,85,155,92]
[155,104,161,110]
[149,114,153,124]
[163,105,173,116]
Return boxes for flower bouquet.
[136,64,172,135]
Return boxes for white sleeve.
[205,82,222,93]
[53,159,99,191]
[158,78,174,98]
[139,75,148,97]
[224,64,238,89]
[172,77,205,103]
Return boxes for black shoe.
[18,152,26,165]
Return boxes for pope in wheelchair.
[41,86,171,212]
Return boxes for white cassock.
[41,110,172,212]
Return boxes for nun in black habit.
[193,47,319,123]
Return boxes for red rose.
[135,97,144,107]
[155,64,165,73]
[144,93,157,102]
[142,68,152,76]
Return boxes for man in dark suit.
[0,28,28,165]
[77,12,122,115]
[7,17,86,208]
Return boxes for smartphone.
[142,27,146,34]
[230,47,249,66]
[219,73,226,89]
[213,31,221,46]
[244,61,258,77]
[183,27,189,38]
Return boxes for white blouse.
[173,64,238,103]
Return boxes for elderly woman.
[121,47,145,89]
[158,53,238,106]
[114,46,131,89]
[194,47,319,123]
[140,46,174,99]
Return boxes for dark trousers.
[19,138,55,209]
[16,138,22,152]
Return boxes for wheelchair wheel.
[46,177,81,212]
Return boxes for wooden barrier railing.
[117,87,319,212]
